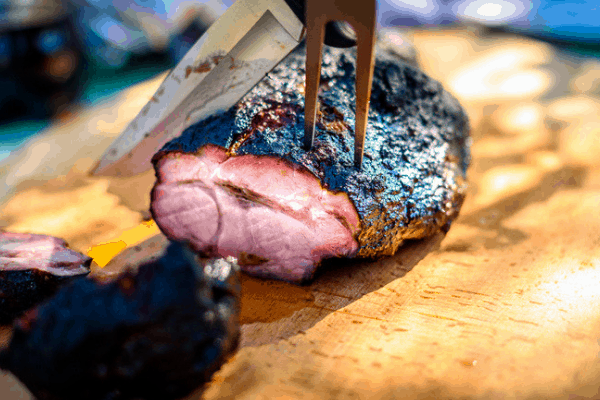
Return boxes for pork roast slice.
[0,232,91,323]
[151,45,470,283]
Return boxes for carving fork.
[303,0,377,169]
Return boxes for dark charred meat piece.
[0,232,91,324]
[0,242,240,400]
[151,44,470,283]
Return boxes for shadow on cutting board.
[93,231,445,348]
[239,233,445,347]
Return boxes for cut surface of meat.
[152,145,360,282]
[0,232,90,276]
[0,232,91,323]
[151,44,470,283]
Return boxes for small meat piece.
[151,44,470,283]
[0,232,91,324]
[0,242,240,400]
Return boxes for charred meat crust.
[157,44,470,259]
[0,232,91,324]
[0,242,241,400]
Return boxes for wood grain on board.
[1,27,599,399]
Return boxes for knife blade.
[91,0,304,177]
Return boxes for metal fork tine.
[303,0,377,169]
[354,23,377,169]
[303,4,326,151]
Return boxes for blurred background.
[0,0,598,162]
[0,0,231,159]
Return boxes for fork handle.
[283,0,357,48]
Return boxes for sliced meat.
[0,232,91,323]
[0,241,240,400]
[152,145,360,282]
[151,44,470,283]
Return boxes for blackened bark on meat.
[0,242,240,400]
[153,43,470,281]
[0,232,91,324]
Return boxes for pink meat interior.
[0,232,91,276]
[151,145,360,282]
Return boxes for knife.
[91,0,356,177]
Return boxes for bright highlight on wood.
[87,220,161,267]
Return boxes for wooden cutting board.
[1,27,599,400]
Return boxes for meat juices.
[0,242,240,400]
[152,45,470,283]
[0,232,91,323]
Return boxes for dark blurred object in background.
[0,0,228,125]
[0,0,86,124]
